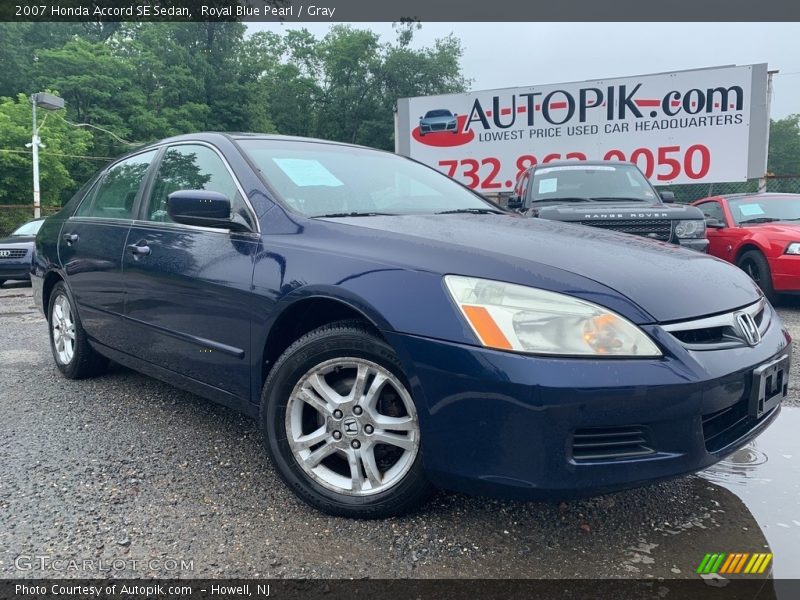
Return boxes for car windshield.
[530,164,658,203]
[425,110,453,118]
[11,219,44,236]
[237,139,493,217]
[728,196,800,224]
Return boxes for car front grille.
[430,123,448,131]
[575,219,672,241]
[571,426,654,461]
[0,249,27,259]
[662,300,768,350]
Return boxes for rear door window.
[75,151,157,219]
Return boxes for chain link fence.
[0,205,61,237]
[657,175,800,204]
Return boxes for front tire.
[737,250,777,304]
[47,282,108,379]
[261,320,432,518]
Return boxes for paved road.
[0,282,790,579]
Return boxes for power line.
[0,148,114,161]
[53,112,138,146]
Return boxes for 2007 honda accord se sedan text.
[32,133,790,518]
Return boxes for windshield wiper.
[312,211,394,218]
[531,197,592,203]
[589,197,650,202]
[436,208,505,215]
[739,217,781,224]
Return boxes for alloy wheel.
[51,293,76,365]
[285,357,420,496]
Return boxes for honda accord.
[32,133,789,518]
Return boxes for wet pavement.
[0,280,798,581]
[701,406,800,579]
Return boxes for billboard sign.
[396,64,769,191]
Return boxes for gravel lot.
[1,281,795,579]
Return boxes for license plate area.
[750,355,789,418]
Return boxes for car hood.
[534,201,704,220]
[323,214,761,323]
[0,235,35,246]
[737,222,800,238]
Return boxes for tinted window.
[146,144,252,228]
[237,139,490,217]
[425,110,453,118]
[76,151,156,219]
[697,201,724,222]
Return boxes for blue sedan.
[32,133,788,518]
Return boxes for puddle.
[700,405,800,580]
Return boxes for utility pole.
[30,95,41,218]
[28,92,65,219]
[758,69,779,193]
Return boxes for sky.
[248,22,800,120]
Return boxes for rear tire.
[47,282,108,379]
[261,320,433,518]
[737,250,777,304]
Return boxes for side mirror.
[167,190,249,231]
[705,217,725,229]
[660,190,676,203]
[506,196,523,210]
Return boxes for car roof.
[720,192,800,201]
[120,132,381,163]
[534,160,636,169]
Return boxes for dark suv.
[510,161,709,252]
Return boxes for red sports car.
[692,193,800,302]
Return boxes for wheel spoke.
[372,430,415,451]
[303,442,336,469]
[293,425,329,449]
[308,372,345,406]
[346,448,366,492]
[360,372,388,410]
[349,363,370,402]
[372,414,414,432]
[297,387,333,416]
[360,447,383,487]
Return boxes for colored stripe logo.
[697,553,773,574]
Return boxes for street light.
[28,92,65,218]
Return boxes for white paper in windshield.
[538,178,558,194]
[739,203,765,216]
[272,158,344,187]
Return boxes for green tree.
[0,93,94,234]
[768,114,800,175]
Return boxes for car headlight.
[675,219,706,239]
[444,275,662,357]
[786,242,800,255]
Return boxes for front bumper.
[677,237,709,253]
[0,259,32,281]
[384,310,788,499]
[769,254,800,292]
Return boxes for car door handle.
[127,243,151,257]
[62,233,79,244]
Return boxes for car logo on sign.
[735,312,761,346]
